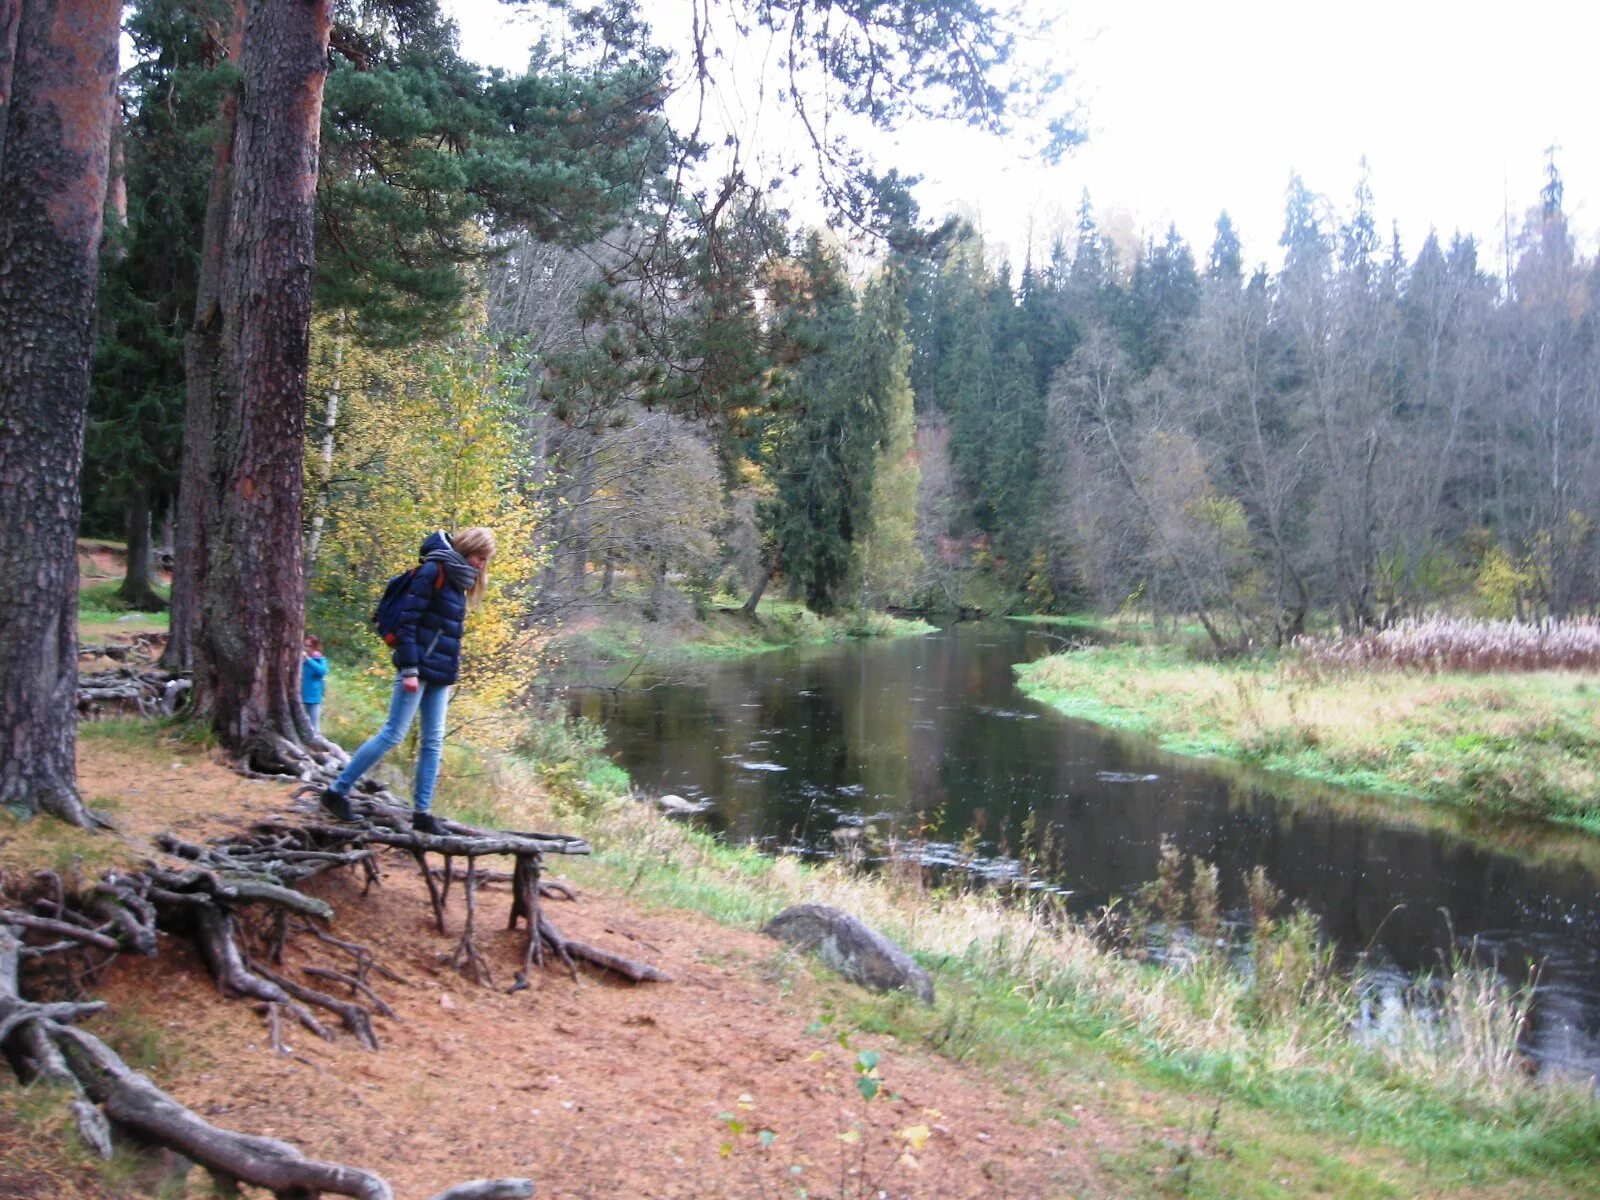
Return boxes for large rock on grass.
[762,904,934,1004]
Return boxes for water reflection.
[572,621,1600,1073]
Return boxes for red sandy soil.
[0,743,1133,1199]
[78,545,133,581]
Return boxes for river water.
[571,620,1600,1074]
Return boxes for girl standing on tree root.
[319,527,495,834]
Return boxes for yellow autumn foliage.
[306,308,547,743]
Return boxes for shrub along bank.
[547,595,936,681]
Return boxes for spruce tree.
[86,0,226,611]
[1206,212,1243,285]
[764,237,898,613]
[987,339,1045,561]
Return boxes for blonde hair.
[453,526,496,609]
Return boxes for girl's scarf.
[422,545,478,592]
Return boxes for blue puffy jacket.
[390,532,470,686]
[300,654,328,704]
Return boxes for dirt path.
[3,742,1125,1199]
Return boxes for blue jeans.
[304,702,322,734]
[330,677,450,813]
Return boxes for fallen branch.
[560,938,673,984]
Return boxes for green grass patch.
[77,578,170,632]
[78,715,212,752]
[0,803,139,877]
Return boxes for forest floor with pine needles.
[0,724,1132,1200]
[1015,636,1600,836]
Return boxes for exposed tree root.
[303,965,399,1020]
[0,734,661,1195]
[1,919,531,1198]
[289,920,410,989]
[188,905,334,1043]
[76,666,190,719]
[427,864,577,902]
[248,957,380,1050]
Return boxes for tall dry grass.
[1295,616,1600,672]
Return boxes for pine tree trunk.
[0,1,20,169]
[115,492,167,612]
[158,499,174,563]
[105,90,126,244]
[163,1,244,673]
[0,0,120,824]
[196,0,331,760]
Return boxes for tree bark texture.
[0,0,120,824]
[0,0,20,171]
[163,0,244,673]
[194,0,331,758]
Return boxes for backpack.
[371,564,445,646]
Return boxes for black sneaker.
[411,811,446,835]
[318,788,355,822]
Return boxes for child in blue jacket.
[301,635,329,733]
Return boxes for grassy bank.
[50,584,1600,1195]
[77,579,169,635]
[295,657,1600,1197]
[1015,639,1600,835]
[488,752,1599,1197]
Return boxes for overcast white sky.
[447,0,1598,273]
